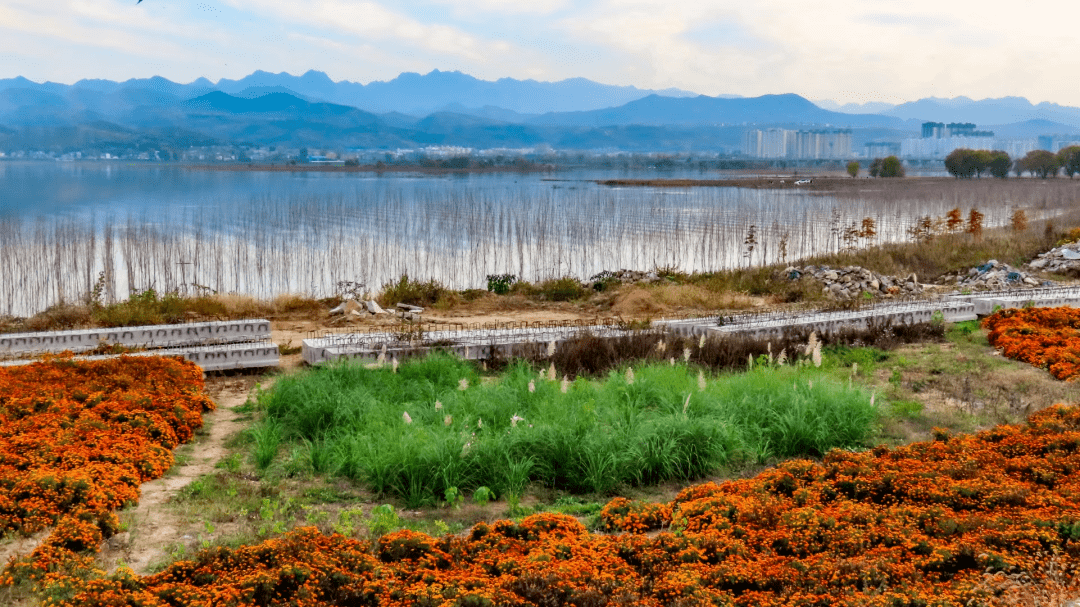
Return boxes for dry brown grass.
[611,284,757,317]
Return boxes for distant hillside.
[210,69,699,115]
[0,89,750,152]
[984,119,1080,139]
[7,69,1080,152]
[885,97,1080,128]
[527,93,905,128]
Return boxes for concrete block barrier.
[0,340,280,372]
[953,287,1080,316]
[0,319,272,358]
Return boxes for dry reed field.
[3,175,1076,319]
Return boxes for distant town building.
[921,122,994,139]
[864,141,901,158]
[901,121,999,159]
[901,136,996,159]
[1037,135,1080,152]
[743,128,852,159]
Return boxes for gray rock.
[330,300,364,316]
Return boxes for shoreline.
[182,163,557,174]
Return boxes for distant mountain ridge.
[209,69,700,116]
[814,95,1080,129]
[5,69,1080,152]
[526,93,903,128]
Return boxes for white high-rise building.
[743,128,852,159]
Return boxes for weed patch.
[256,353,877,507]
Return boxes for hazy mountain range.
[2,70,1079,152]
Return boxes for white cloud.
[4,0,1080,105]
[220,0,515,63]
[424,0,571,16]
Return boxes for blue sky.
[2,0,1078,106]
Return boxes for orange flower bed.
[0,356,213,584]
[53,405,1080,606]
[984,306,1080,380]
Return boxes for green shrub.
[377,273,449,307]
[92,289,186,327]
[486,274,517,295]
[535,276,587,302]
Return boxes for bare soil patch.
[97,375,265,575]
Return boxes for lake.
[0,162,1037,316]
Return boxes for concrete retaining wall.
[0,340,280,372]
[658,300,977,341]
[0,319,272,358]
[302,324,645,366]
[952,287,1080,316]
[302,288,1080,367]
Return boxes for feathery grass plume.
[547,341,556,358]
[458,378,469,391]
[670,357,675,366]
[435,400,443,411]
[528,380,535,393]
[698,370,706,392]
[682,393,691,416]
[767,342,773,366]
[376,351,386,368]
[683,347,691,362]
[748,353,754,370]
[444,414,452,427]
[804,332,819,357]
[482,361,487,371]
[392,356,398,374]
[510,414,524,428]
[547,362,556,381]
[402,411,412,424]
[626,366,635,384]
[870,392,876,407]
[477,418,483,429]
[699,334,706,349]
[657,340,666,354]
[561,375,569,393]
[538,369,546,380]
[812,341,822,368]
[777,348,787,366]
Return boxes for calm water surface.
[0,162,1007,316]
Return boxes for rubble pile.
[1027,242,1080,276]
[783,265,922,300]
[941,260,1050,290]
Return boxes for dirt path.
[98,375,268,574]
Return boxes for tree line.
[945,146,1080,179]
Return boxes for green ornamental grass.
[259,353,877,507]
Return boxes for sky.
[2,0,1079,107]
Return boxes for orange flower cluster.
[0,356,213,584]
[984,306,1080,380]
[598,497,672,534]
[53,404,1080,606]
